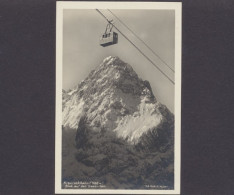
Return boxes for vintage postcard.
[56,1,181,194]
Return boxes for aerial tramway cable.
[96,9,175,85]
[108,9,175,73]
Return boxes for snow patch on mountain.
[114,98,163,144]
[63,96,85,129]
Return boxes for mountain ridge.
[62,56,174,189]
[63,56,173,146]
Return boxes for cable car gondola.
[100,21,118,47]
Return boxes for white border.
[56,1,181,194]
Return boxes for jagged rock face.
[63,56,174,147]
[62,56,174,188]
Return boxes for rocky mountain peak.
[63,56,173,146]
[81,56,154,100]
[62,56,174,189]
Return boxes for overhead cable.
[108,9,175,73]
[96,9,174,85]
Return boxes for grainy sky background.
[63,9,175,112]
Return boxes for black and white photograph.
[56,2,181,194]
[3,0,234,195]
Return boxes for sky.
[63,9,175,113]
